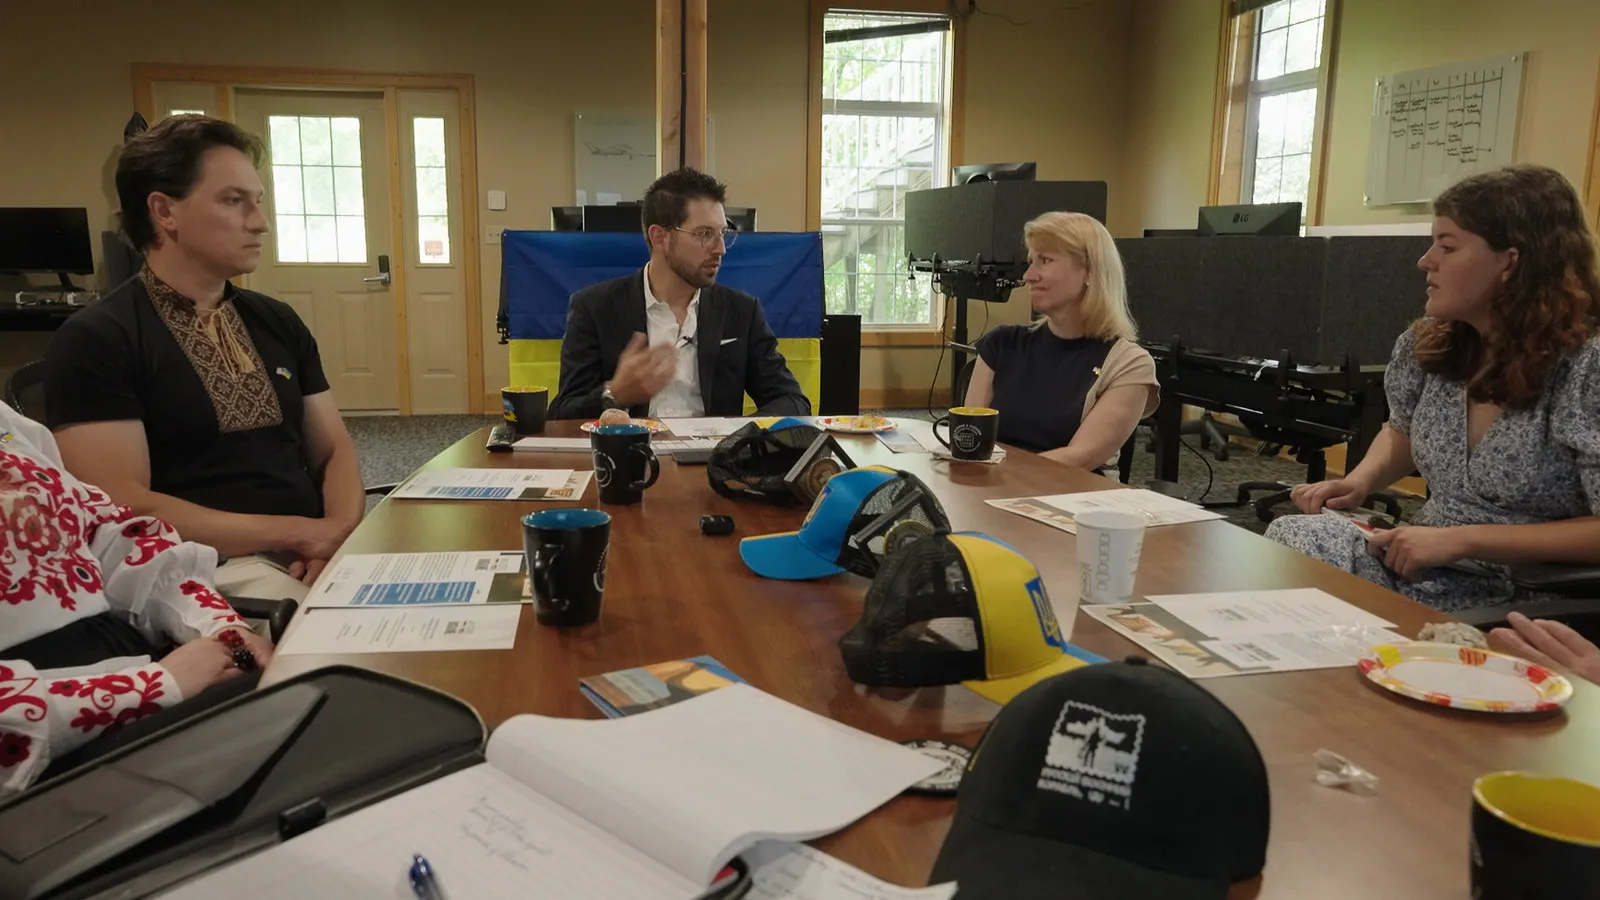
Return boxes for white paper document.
[164,685,942,900]
[1147,588,1397,636]
[392,467,585,501]
[1082,588,1406,679]
[660,417,756,438]
[305,551,527,608]
[513,436,593,452]
[276,605,522,655]
[987,488,1221,533]
[745,842,958,900]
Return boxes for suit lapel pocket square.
[720,337,738,345]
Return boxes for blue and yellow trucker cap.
[739,466,950,580]
[838,531,1088,705]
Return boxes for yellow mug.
[1471,771,1600,899]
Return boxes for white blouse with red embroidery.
[0,403,243,795]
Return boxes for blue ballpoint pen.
[409,853,448,900]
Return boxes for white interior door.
[235,89,399,412]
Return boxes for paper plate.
[1358,642,1573,713]
[815,415,896,434]
[579,418,669,434]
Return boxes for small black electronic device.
[486,424,516,452]
[700,514,735,536]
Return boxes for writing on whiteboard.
[1365,52,1523,206]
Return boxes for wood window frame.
[1207,0,1341,224]
[806,0,966,346]
[132,63,484,415]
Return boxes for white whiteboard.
[1364,52,1524,206]
[572,112,718,207]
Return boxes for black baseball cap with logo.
[929,658,1270,899]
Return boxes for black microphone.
[676,333,696,349]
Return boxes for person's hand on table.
[288,558,328,586]
[609,332,678,407]
[1290,478,1368,514]
[1365,524,1468,581]
[1491,612,1600,685]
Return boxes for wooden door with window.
[235,89,399,412]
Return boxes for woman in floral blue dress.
[1265,165,1600,612]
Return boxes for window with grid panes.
[821,11,951,327]
[267,115,367,264]
[1244,0,1326,217]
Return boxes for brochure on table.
[305,551,528,608]
[392,467,591,501]
[987,488,1221,534]
[1082,588,1408,678]
[277,605,523,655]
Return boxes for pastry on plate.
[850,414,889,430]
[597,408,632,426]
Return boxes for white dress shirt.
[642,263,704,417]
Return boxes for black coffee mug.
[522,508,611,627]
[932,406,999,461]
[591,424,660,504]
[1471,771,1600,900]
[502,385,549,436]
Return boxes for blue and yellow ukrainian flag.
[500,231,822,413]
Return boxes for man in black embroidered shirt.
[44,116,363,598]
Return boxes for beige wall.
[1321,0,1600,224]
[0,0,656,402]
[2,0,1148,404]
[1125,0,1224,231]
[1123,0,1600,228]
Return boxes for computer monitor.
[1197,202,1302,237]
[582,204,643,233]
[551,206,584,232]
[1143,228,1201,238]
[725,206,757,234]
[951,162,1037,185]
[0,208,94,274]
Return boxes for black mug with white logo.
[933,407,999,461]
[522,508,611,627]
[590,424,660,504]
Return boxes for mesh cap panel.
[837,472,952,578]
[839,532,988,687]
[706,422,823,506]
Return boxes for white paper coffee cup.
[1076,510,1146,604]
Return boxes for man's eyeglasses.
[671,225,739,248]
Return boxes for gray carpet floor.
[346,412,1423,533]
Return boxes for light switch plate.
[487,190,507,211]
[485,226,502,245]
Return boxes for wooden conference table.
[264,423,1600,899]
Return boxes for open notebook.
[161,685,943,899]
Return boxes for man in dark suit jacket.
[548,169,810,420]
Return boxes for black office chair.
[4,359,47,423]
[1453,565,1600,644]
[223,596,299,643]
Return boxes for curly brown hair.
[1413,164,1600,408]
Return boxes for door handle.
[362,254,392,287]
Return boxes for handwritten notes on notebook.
[160,764,700,899]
